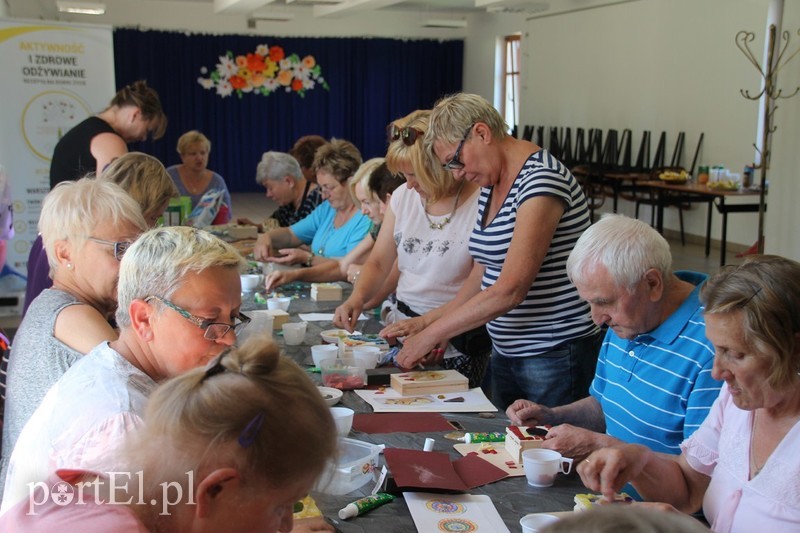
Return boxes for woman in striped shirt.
[397,93,602,410]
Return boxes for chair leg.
[678,205,686,246]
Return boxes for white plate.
[318,386,343,406]
[320,329,361,344]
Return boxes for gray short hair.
[255,151,302,185]
[567,214,672,291]
[116,226,246,327]
[424,93,508,160]
[40,178,148,276]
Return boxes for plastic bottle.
[698,166,709,185]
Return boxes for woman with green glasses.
[0,226,247,512]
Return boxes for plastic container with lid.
[315,438,382,495]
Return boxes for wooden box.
[504,425,549,463]
[311,283,343,302]
[263,309,289,330]
[390,369,468,396]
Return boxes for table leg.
[720,198,728,266]
[705,201,713,257]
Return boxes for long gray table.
[243,282,584,532]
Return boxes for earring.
[66,263,73,270]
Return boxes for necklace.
[423,182,465,230]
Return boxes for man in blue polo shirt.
[507,214,722,460]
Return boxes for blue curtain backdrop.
[113,28,463,193]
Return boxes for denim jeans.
[491,330,604,411]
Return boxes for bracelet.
[304,251,315,267]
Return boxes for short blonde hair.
[116,226,245,328]
[120,336,336,502]
[100,152,179,224]
[176,130,211,155]
[386,110,457,203]
[349,157,385,205]
[39,178,148,276]
[424,93,508,166]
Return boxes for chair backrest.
[535,126,544,147]
[652,131,667,169]
[522,124,534,141]
[634,130,651,171]
[617,129,632,171]
[561,127,574,167]
[670,131,686,167]
[688,132,704,175]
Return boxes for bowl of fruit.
[320,358,367,390]
[658,169,690,184]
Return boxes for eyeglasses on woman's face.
[88,237,132,261]
[146,295,250,341]
[443,123,475,171]
[387,124,424,146]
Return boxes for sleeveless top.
[49,117,117,187]
[0,289,83,501]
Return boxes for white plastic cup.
[522,449,573,487]
[311,344,339,367]
[238,310,273,344]
[282,322,307,345]
[352,345,380,369]
[240,274,262,292]
[330,406,354,437]
[520,513,560,533]
[267,297,291,311]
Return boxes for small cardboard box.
[311,283,343,302]
[262,309,289,330]
[390,369,468,396]
[504,425,550,463]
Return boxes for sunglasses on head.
[387,124,423,146]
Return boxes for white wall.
[463,0,799,258]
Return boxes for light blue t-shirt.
[590,271,721,455]
[290,202,370,258]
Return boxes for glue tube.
[459,432,505,443]
[338,492,395,519]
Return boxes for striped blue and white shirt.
[590,271,721,455]
[469,149,596,357]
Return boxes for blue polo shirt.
[590,271,721,455]
[290,202,370,259]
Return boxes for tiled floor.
[231,191,743,277]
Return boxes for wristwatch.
[304,251,315,267]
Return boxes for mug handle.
[560,457,574,475]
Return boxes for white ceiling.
[5,0,641,23]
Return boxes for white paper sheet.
[298,312,367,322]
[354,388,497,413]
[404,492,510,533]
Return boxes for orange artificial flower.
[292,79,304,91]
[269,46,285,62]
[302,55,316,68]
[235,55,248,68]
[229,75,247,90]
[277,69,293,86]
[251,73,266,87]
[247,53,266,73]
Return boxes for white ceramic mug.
[520,513,560,533]
[311,344,339,367]
[522,449,573,487]
[352,345,380,369]
[282,322,307,345]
